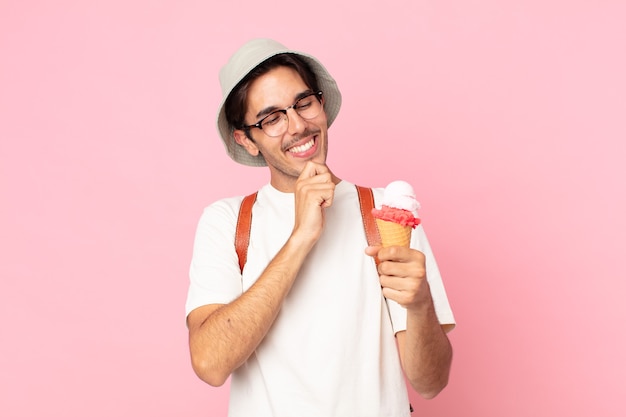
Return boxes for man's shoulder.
[208,194,245,208]
[339,180,384,199]
[199,194,248,224]
[200,183,274,218]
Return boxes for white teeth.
[288,139,314,153]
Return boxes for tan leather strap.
[356,185,382,265]
[235,186,380,272]
[235,192,257,273]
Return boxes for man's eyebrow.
[254,90,314,120]
[255,105,279,120]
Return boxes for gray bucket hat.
[216,38,342,167]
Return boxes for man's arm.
[187,232,315,386]
[188,162,336,387]
[395,298,453,399]
[365,246,453,399]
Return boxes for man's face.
[234,66,329,191]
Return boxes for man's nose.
[286,108,306,136]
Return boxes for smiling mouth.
[287,137,316,154]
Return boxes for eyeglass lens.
[260,92,322,137]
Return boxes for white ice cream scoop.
[380,180,421,217]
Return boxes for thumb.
[364,245,382,257]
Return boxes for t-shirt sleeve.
[185,198,244,318]
[386,224,456,333]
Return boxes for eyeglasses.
[243,91,323,137]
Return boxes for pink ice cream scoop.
[371,181,421,247]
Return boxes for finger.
[296,172,332,194]
[379,274,416,291]
[376,246,407,263]
[380,287,415,308]
[321,186,335,207]
[377,246,422,263]
[305,173,332,187]
[296,183,335,210]
[299,161,329,179]
[364,245,382,257]
[378,259,427,287]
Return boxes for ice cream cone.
[375,218,412,247]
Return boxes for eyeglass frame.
[241,91,324,138]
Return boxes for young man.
[186,38,455,417]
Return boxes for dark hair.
[224,53,320,131]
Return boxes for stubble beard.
[262,129,328,180]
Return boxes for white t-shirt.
[186,180,455,417]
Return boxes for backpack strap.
[235,191,257,273]
[356,185,382,265]
[234,185,381,273]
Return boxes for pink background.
[1,1,625,416]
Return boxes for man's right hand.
[292,161,336,244]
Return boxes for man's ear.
[233,129,260,156]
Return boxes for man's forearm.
[398,283,453,399]
[188,234,315,386]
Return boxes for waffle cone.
[375,219,412,247]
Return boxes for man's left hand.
[365,245,431,310]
